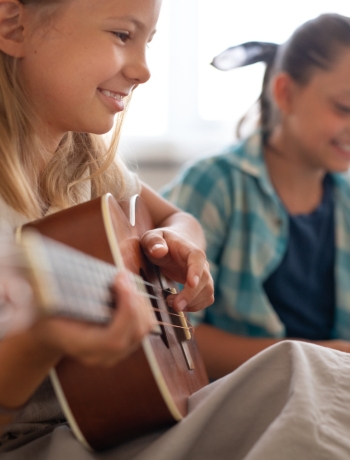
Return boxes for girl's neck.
[264,130,327,215]
[36,125,64,173]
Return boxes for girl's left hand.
[140,228,214,312]
[0,275,35,339]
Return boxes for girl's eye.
[113,32,130,43]
[335,103,350,114]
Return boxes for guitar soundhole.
[139,269,170,348]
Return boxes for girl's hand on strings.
[32,270,154,367]
[140,228,214,313]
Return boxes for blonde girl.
[1,3,350,460]
[0,0,213,449]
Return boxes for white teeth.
[340,144,350,152]
[100,89,122,101]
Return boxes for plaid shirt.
[162,131,350,339]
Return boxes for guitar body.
[20,193,209,451]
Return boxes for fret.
[133,273,161,335]
[22,233,116,324]
[21,232,162,330]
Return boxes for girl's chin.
[329,162,350,173]
[85,120,116,136]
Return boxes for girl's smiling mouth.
[97,88,126,112]
[332,139,350,159]
[338,142,350,153]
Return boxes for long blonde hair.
[0,0,128,219]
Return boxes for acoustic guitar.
[16,193,209,451]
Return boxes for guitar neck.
[22,231,117,324]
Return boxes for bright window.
[199,0,350,121]
[120,1,350,162]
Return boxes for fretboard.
[22,232,118,324]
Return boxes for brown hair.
[259,13,350,142]
[238,13,350,143]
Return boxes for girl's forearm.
[159,211,207,251]
[140,183,206,250]
[195,323,280,380]
[0,328,62,409]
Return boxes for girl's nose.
[124,54,151,85]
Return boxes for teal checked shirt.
[162,131,350,339]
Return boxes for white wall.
[118,1,350,188]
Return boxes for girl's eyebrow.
[106,15,147,31]
[106,15,157,38]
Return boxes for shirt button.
[275,218,283,226]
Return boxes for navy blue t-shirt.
[263,175,335,340]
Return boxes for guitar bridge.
[162,287,195,370]
[162,288,191,341]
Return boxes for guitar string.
[39,268,190,322]
[154,320,194,335]
[0,249,178,296]
[136,291,188,318]
[0,254,182,306]
[111,289,195,333]
[150,307,195,328]
[0,254,195,332]
[61,292,194,333]
[0,276,194,334]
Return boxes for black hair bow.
[211,41,278,70]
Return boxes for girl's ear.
[0,0,25,58]
[272,72,296,115]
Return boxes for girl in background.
[163,13,350,380]
[1,2,350,459]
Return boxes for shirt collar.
[332,173,350,211]
[225,130,277,199]
[225,130,350,210]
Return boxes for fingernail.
[151,243,165,252]
[177,300,187,311]
[193,276,199,288]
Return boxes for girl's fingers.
[140,231,169,259]
[141,229,214,312]
[185,251,209,288]
[184,293,215,312]
[169,268,214,313]
[39,270,154,367]
[181,260,213,310]
[112,270,154,338]
[172,288,214,312]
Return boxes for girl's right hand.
[31,270,155,367]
